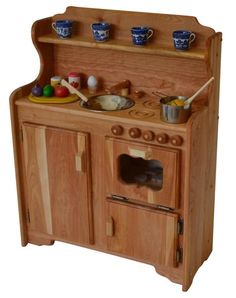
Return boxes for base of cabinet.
[26,231,184,287]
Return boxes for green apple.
[43,85,54,97]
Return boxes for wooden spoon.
[61,79,89,102]
[184,77,214,108]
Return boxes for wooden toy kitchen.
[10,7,222,291]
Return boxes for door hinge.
[176,247,183,264]
[157,205,174,212]
[26,209,30,223]
[111,194,129,202]
[177,219,184,235]
[19,128,23,142]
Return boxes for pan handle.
[152,91,169,98]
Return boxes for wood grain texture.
[87,134,106,248]
[182,109,208,291]
[31,18,55,86]
[203,33,222,258]
[22,123,93,244]
[38,34,207,60]
[45,127,93,244]
[106,199,178,267]
[53,44,209,101]
[105,138,180,209]
[182,33,222,291]
[22,124,53,234]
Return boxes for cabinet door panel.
[46,127,92,243]
[106,200,178,267]
[22,123,93,244]
[22,124,53,235]
[106,138,180,209]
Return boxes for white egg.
[87,75,98,88]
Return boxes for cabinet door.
[22,123,93,244]
[106,200,178,267]
[106,138,180,209]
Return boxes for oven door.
[105,138,180,209]
[106,198,179,267]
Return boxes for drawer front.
[105,138,180,209]
[106,199,178,267]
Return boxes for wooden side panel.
[183,34,222,291]
[203,33,222,258]
[46,127,92,244]
[22,124,53,235]
[183,108,209,290]
[106,138,180,209]
[32,17,55,86]
[106,200,178,267]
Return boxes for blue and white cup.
[91,23,110,42]
[52,20,73,39]
[131,27,154,46]
[172,30,196,51]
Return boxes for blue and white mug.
[173,30,196,51]
[131,27,154,46]
[91,23,110,42]
[52,20,73,39]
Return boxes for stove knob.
[111,125,123,136]
[170,135,183,146]
[129,128,141,138]
[156,133,168,144]
[142,130,154,141]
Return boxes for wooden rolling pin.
[61,79,88,102]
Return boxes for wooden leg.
[154,265,182,288]
[28,233,54,246]
[182,281,192,292]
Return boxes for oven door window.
[106,138,180,209]
[119,154,163,191]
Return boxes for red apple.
[54,85,69,97]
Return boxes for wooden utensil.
[61,79,89,102]
[184,77,214,108]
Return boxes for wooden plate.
[28,93,79,104]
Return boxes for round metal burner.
[143,100,160,110]
[129,109,155,119]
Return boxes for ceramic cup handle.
[147,29,154,40]
[189,32,196,45]
[52,22,57,32]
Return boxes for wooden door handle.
[128,148,151,159]
[106,217,114,237]
[75,133,87,172]
[75,153,85,172]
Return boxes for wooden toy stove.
[10,7,222,291]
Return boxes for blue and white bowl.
[91,23,110,42]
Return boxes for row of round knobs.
[111,125,183,146]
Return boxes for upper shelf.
[34,7,216,62]
[38,33,207,60]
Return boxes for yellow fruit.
[168,99,185,106]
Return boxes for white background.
[0,1,234,297]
